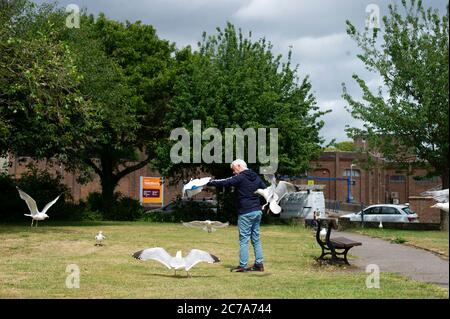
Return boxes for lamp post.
[349,164,356,202]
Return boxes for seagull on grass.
[255,174,297,214]
[16,186,61,227]
[95,231,106,246]
[182,220,229,233]
[421,188,449,213]
[132,247,220,277]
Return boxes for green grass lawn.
[346,228,449,258]
[0,221,447,298]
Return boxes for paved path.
[333,231,449,288]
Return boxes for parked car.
[341,204,419,223]
[146,198,218,214]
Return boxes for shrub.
[86,192,144,221]
[113,196,145,221]
[0,167,78,221]
[391,236,407,244]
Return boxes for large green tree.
[59,13,178,214]
[342,0,449,188]
[162,23,329,218]
[1,1,178,215]
[0,0,93,159]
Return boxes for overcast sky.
[36,0,448,144]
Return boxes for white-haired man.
[207,159,266,272]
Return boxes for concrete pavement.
[333,231,449,288]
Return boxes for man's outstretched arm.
[207,174,243,187]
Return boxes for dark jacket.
[207,169,267,214]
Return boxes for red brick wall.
[7,153,441,221]
[408,197,441,223]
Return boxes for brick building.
[307,151,440,206]
[2,147,441,221]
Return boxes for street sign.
[140,176,164,205]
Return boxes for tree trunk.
[441,168,449,189]
[440,169,449,231]
[100,155,118,218]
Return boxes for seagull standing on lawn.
[95,231,106,246]
[421,188,449,213]
[132,247,220,277]
[16,186,61,227]
[182,220,229,233]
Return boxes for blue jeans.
[238,210,263,267]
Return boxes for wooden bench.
[315,218,362,265]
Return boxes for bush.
[113,196,144,221]
[86,192,144,221]
[0,172,22,221]
[0,167,83,222]
[391,236,407,244]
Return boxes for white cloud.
[234,0,294,20]
[32,0,448,145]
[286,33,350,62]
[318,99,365,143]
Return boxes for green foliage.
[342,0,449,187]
[164,23,328,177]
[0,0,94,159]
[391,236,407,244]
[0,166,84,221]
[325,141,356,152]
[161,22,329,217]
[83,192,144,221]
[57,12,177,215]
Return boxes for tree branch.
[84,158,103,178]
[115,155,152,182]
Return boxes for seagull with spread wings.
[255,174,297,214]
[182,177,212,198]
[16,186,61,227]
[422,188,449,213]
[132,247,220,277]
[182,220,229,233]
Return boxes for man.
[207,159,266,272]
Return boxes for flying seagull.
[255,174,297,214]
[182,177,212,198]
[95,231,106,246]
[421,188,449,213]
[182,220,229,233]
[132,247,220,277]
[16,186,61,227]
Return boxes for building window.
[343,169,360,177]
[389,175,405,183]
[413,175,440,183]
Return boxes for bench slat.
[330,237,362,248]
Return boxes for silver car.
[342,204,419,223]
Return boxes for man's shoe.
[246,263,264,272]
[230,266,247,272]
